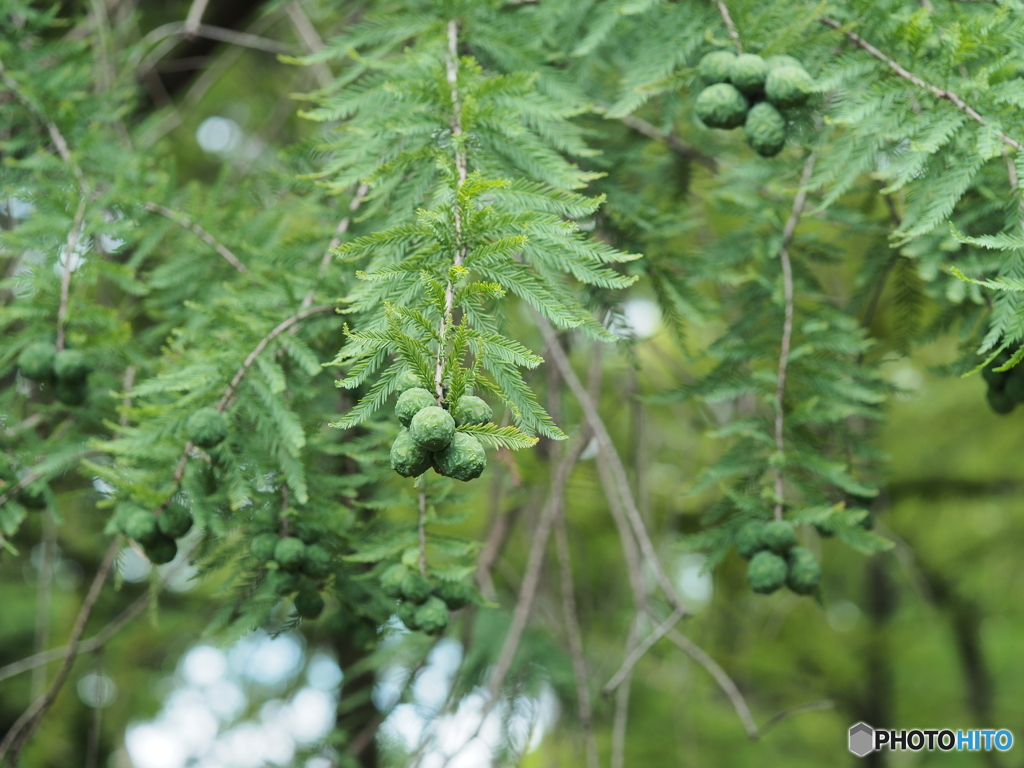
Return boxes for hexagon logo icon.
[849,722,875,757]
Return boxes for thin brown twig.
[602,606,686,694]
[820,17,1022,152]
[611,617,640,768]
[665,628,759,737]
[536,317,689,617]
[299,183,369,312]
[485,430,590,702]
[138,12,284,147]
[553,464,599,768]
[716,0,742,53]
[757,699,835,737]
[284,1,332,88]
[216,305,334,411]
[143,202,248,274]
[616,113,718,172]
[772,154,817,519]
[0,542,119,765]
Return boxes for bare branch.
[143,202,248,274]
[602,606,685,695]
[716,0,742,54]
[665,628,759,738]
[820,16,1022,152]
[553,479,599,768]
[0,542,119,765]
[285,1,332,88]
[757,699,835,737]
[183,0,211,34]
[536,317,689,617]
[485,429,591,702]
[611,617,639,768]
[772,154,817,519]
[216,305,335,411]
[616,113,718,172]
[299,183,369,312]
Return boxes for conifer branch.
[435,19,468,404]
[55,196,88,352]
[716,0,742,54]
[143,202,249,274]
[0,542,118,766]
[773,155,817,520]
[299,183,369,312]
[820,17,1022,152]
[216,304,335,411]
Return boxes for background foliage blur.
[2,1,1024,767]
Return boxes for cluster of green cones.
[115,502,194,566]
[983,346,1024,415]
[735,519,821,595]
[380,563,474,635]
[249,526,334,619]
[694,50,814,157]
[390,379,491,482]
[17,341,93,405]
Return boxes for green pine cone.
[250,532,279,561]
[157,503,193,539]
[762,520,796,553]
[747,550,788,594]
[695,83,749,130]
[397,600,421,631]
[409,406,456,451]
[381,564,409,598]
[18,342,56,382]
[303,544,332,578]
[295,589,325,619]
[729,53,768,95]
[414,596,450,635]
[187,408,228,449]
[786,546,821,595]
[274,537,308,571]
[434,432,486,482]
[270,570,303,595]
[53,349,91,382]
[982,350,1011,389]
[434,579,474,611]
[765,65,813,108]
[395,369,426,391]
[55,379,87,406]
[400,570,432,604]
[1005,368,1024,402]
[766,54,802,70]
[987,386,1015,415]
[735,520,768,559]
[391,429,433,478]
[144,535,178,565]
[698,50,736,84]
[453,395,492,427]
[122,508,161,546]
[744,102,786,157]
[396,387,437,427]
[17,482,48,510]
